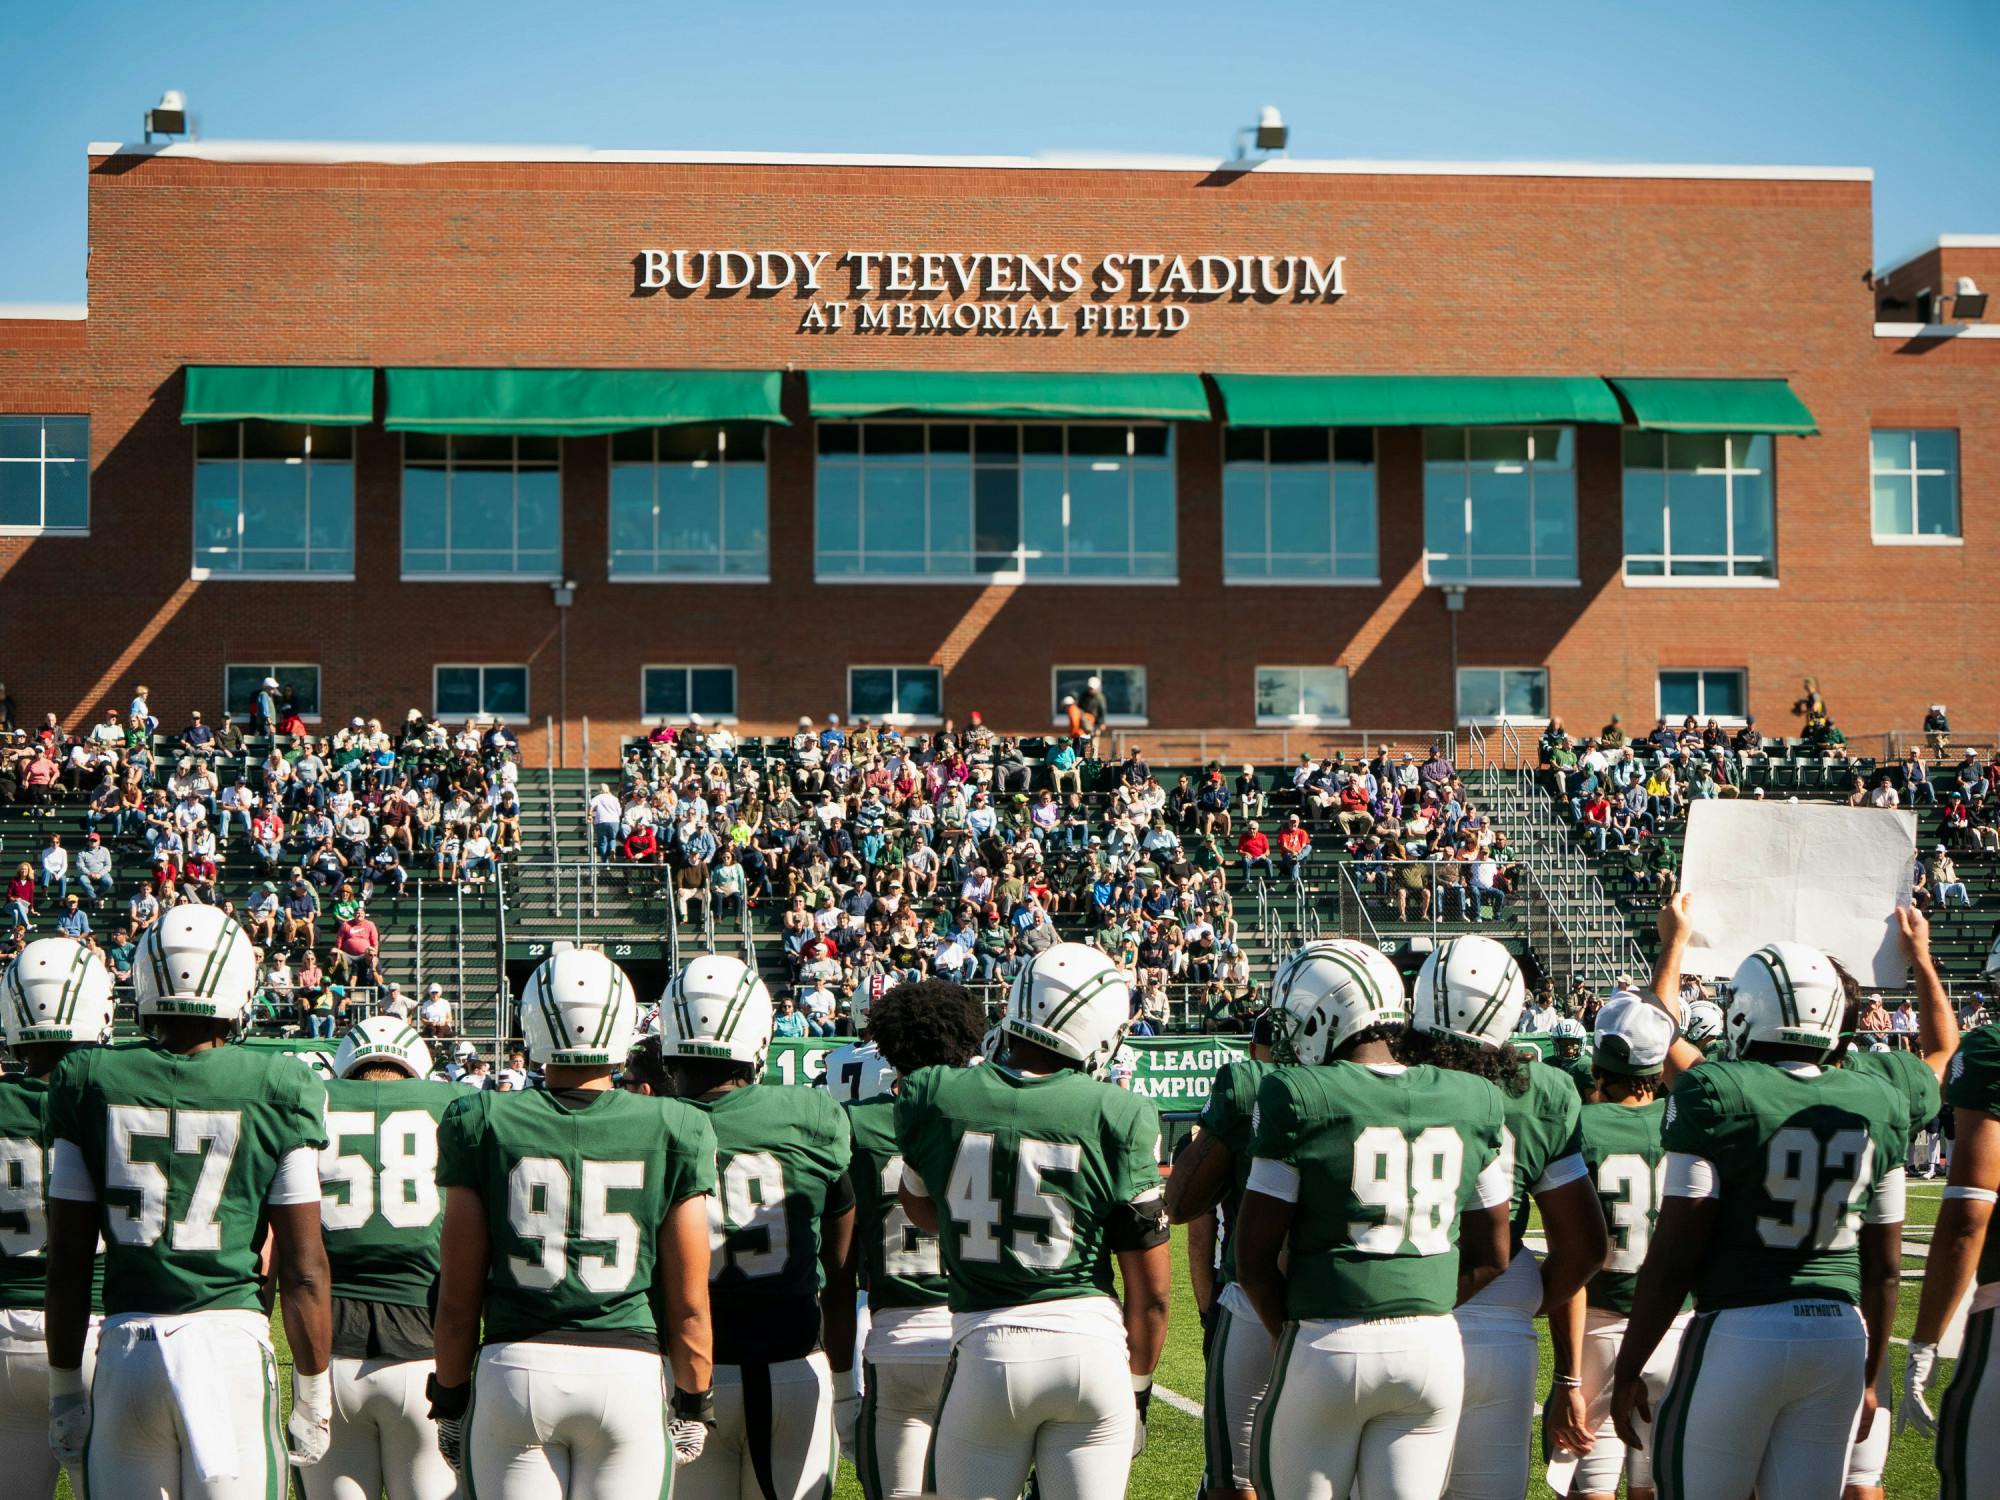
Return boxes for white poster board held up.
[1676,800,1916,989]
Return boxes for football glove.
[1898,1341,1940,1438]
[831,1367,860,1457]
[1132,1374,1153,1458]
[48,1366,90,1469]
[286,1368,332,1467]
[427,1373,471,1468]
[670,1385,716,1467]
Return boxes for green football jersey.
[1548,1053,1596,1104]
[1499,1062,1586,1247]
[689,1084,852,1364]
[1662,1059,1908,1311]
[844,1093,946,1312]
[1249,1063,1506,1320]
[45,1041,328,1315]
[435,1087,716,1346]
[1943,1024,2000,1289]
[1193,1058,1277,1287]
[896,1064,1164,1315]
[1843,1047,1941,1138]
[1577,1098,1669,1315]
[319,1077,460,1307]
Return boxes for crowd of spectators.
[1,681,505,1036]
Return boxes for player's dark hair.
[869,978,985,1076]
[14,1040,83,1080]
[1824,956,1866,1065]
[665,1054,758,1097]
[621,1033,669,1093]
[1328,1022,1405,1062]
[147,1016,236,1053]
[1593,1070,1658,1103]
[1393,1027,1531,1096]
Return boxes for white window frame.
[1655,668,1748,725]
[1456,667,1550,726]
[847,665,943,727]
[640,665,740,724]
[1422,426,1578,586]
[190,422,356,581]
[1049,666,1149,727]
[1621,432,1779,587]
[814,420,1178,584]
[1869,428,1962,545]
[1222,427,1380,585]
[1254,666,1353,727]
[608,425,771,582]
[400,434,563,582]
[223,663,324,724]
[432,664,531,724]
[0,414,89,536]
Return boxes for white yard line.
[1153,1384,1205,1418]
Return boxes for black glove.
[669,1385,716,1466]
[1132,1378,1153,1458]
[426,1374,471,1468]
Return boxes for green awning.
[1212,374,1623,427]
[383,368,787,436]
[1608,378,1818,435]
[808,370,1210,421]
[181,366,374,425]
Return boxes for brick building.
[1,140,1993,760]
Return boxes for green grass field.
[57,1186,1956,1498]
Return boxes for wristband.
[671,1386,717,1427]
[425,1373,471,1421]
[1130,1373,1154,1394]
[1551,1375,1582,1388]
[831,1368,857,1401]
[49,1366,85,1400]
[294,1368,331,1405]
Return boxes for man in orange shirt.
[1276,814,1312,883]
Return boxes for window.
[0,415,88,533]
[1052,667,1148,726]
[816,422,1175,580]
[402,434,561,578]
[610,424,769,577]
[1870,429,1960,541]
[1457,668,1548,724]
[1423,427,1576,582]
[193,423,354,576]
[1658,669,1746,721]
[1622,432,1775,581]
[1223,428,1378,581]
[224,664,323,722]
[1255,667,1351,726]
[434,665,529,721]
[642,666,739,722]
[848,666,942,724]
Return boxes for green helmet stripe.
[56,942,92,1025]
[534,964,568,1054]
[1757,945,1799,1027]
[192,920,241,999]
[146,926,175,1001]
[592,967,625,1048]
[1043,966,1126,1036]
[711,961,759,1043]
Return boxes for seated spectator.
[462,828,497,887]
[1924,703,1951,757]
[74,833,114,910]
[1276,815,1311,882]
[420,982,454,1038]
[54,893,91,939]
[331,905,380,987]
[364,842,408,901]
[772,993,809,1039]
[5,864,33,929]
[282,876,320,946]
[1928,846,1972,908]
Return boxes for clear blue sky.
[6,0,1996,305]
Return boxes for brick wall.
[0,152,1992,759]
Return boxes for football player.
[1398,935,1608,1500]
[1166,997,1279,1500]
[306,1016,462,1500]
[828,977,985,1499]
[431,948,718,1499]
[1680,999,1726,1059]
[1235,939,1511,1500]
[0,937,112,1498]
[896,941,1171,1500]
[43,903,335,1497]
[1543,993,1682,1500]
[824,970,901,1104]
[1901,1013,2000,1500]
[645,951,854,1500]
[1546,1016,1594,1102]
[1611,939,1907,1500]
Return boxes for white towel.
[155,1318,242,1482]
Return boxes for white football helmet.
[1269,940,1409,1065]
[1106,1044,1138,1089]
[333,1015,435,1079]
[659,953,774,1071]
[296,1049,336,1082]
[1683,999,1726,1048]
[1002,943,1133,1076]
[133,904,259,1028]
[1551,1016,1587,1044]
[0,937,115,1047]
[1411,935,1528,1051]
[520,947,639,1068]
[855,970,901,1032]
[1721,942,1847,1061]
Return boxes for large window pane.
[689,669,737,717]
[402,436,560,577]
[1053,667,1147,722]
[849,669,895,718]
[483,669,529,718]
[0,416,88,532]
[1458,667,1547,722]
[1224,427,1377,582]
[610,424,770,577]
[435,668,481,717]
[1623,431,1776,578]
[1658,670,1701,719]
[192,421,349,574]
[1256,666,1349,722]
[895,669,940,720]
[1869,428,1961,540]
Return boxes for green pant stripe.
[923,1347,960,1495]
[263,1346,279,1500]
[1655,1310,1716,1500]
[1204,1307,1232,1488]
[856,1361,881,1500]
[1248,1322,1296,1500]
[464,1363,481,1500]
[1940,1306,1994,1500]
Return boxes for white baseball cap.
[1591,994,1676,1077]
[428,982,443,994]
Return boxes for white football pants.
[1572,1306,1687,1497]
[1442,1305,1538,1500]
[300,1354,456,1500]
[0,1312,99,1500]
[929,1324,1137,1500]
[468,1341,669,1500]
[676,1351,836,1500]
[855,1356,948,1500]
[1203,1290,1277,1494]
[1936,1302,1999,1500]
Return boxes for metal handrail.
[1336,862,1387,950]
[543,716,563,921]
[581,716,599,917]
[493,857,511,1068]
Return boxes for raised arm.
[1898,904,1959,1079]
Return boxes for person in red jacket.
[1237,822,1273,880]
[1276,814,1312,882]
